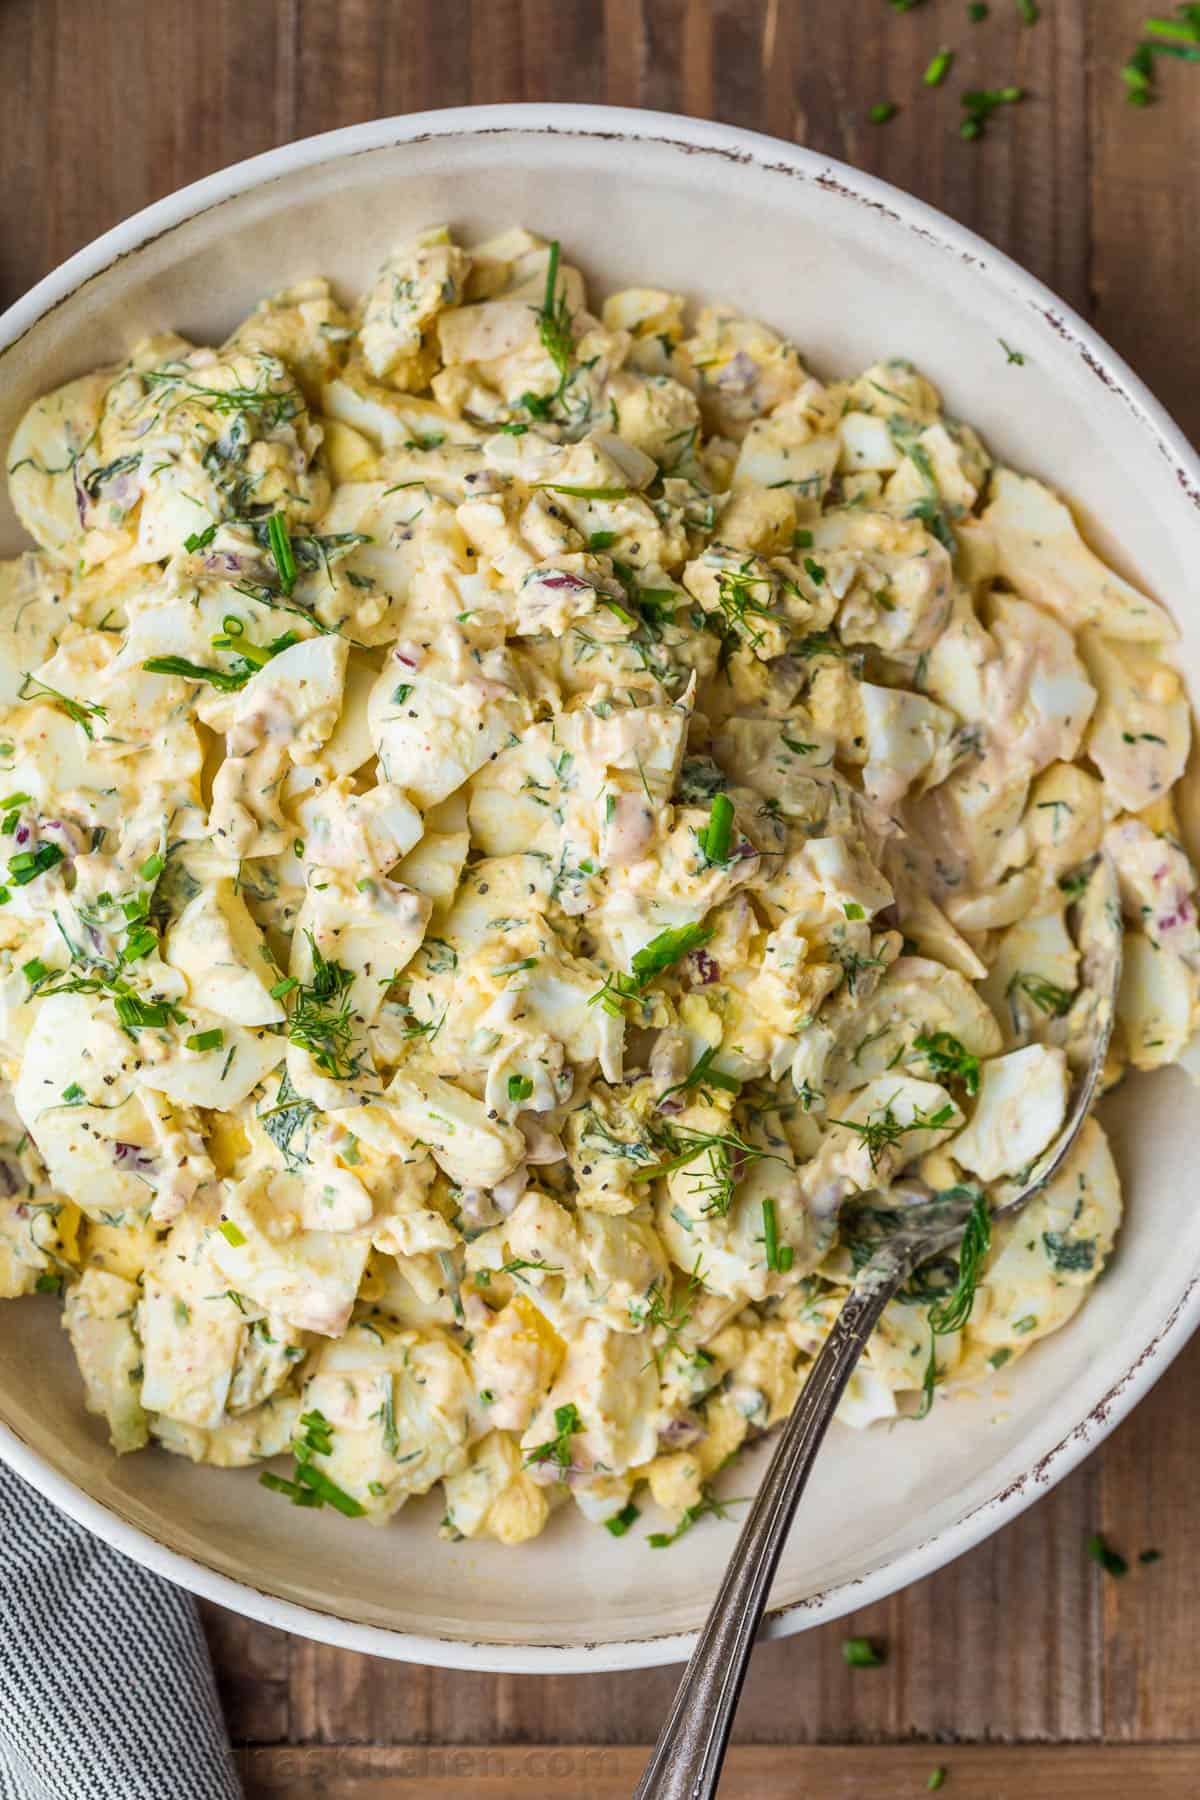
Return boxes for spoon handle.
[632,1265,904,1800]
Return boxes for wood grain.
[1089,2,1200,445]
[237,1743,1200,1798]
[3,0,1199,1783]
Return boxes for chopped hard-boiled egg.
[0,223,1187,1552]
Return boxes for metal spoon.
[634,857,1122,1800]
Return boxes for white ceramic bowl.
[1,104,1198,1674]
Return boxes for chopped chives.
[294,1462,366,1517]
[869,102,898,125]
[1144,12,1200,43]
[604,1501,641,1538]
[960,86,1024,139]
[258,1470,321,1507]
[842,1636,884,1667]
[187,1028,225,1053]
[219,1219,247,1246]
[1087,1531,1128,1577]
[533,483,629,500]
[701,792,734,864]
[630,921,714,986]
[267,513,296,594]
[923,48,954,86]
[8,843,64,885]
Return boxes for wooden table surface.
[4,2,1199,1794]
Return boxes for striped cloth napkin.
[0,1462,243,1800]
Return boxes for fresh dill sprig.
[648,1482,748,1548]
[632,1121,789,1217]
[142,367,304,432]
[1006,970,1075,1019]
[534,240,575,399]
[712,563,776,652]
[928,1190,991,1335]
[914,1187,991,1419]
[833,943,885,996]
[829,1100,956,1171]
[911,1030,981,1096]
[286,935,359,1079]
[18,674,107,740]
[634,1258,706,1368]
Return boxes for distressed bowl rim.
[0,101,1197,1674]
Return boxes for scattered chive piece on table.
[928,1772,947,1793]
[1144,10,1200,44]
[968,1,988,17]
[842,1636,885,1668]
[1123,44,1155,104]
[960,86,1024,140]
[869,102,899,124]
[1139,1547,1164,1565]
[1017,0,1039,22]
[1087,1531,1129,1577]
[924,48,954,86]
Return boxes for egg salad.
[0,225,1194,1548]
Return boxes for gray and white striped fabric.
[0,1462,243,1800]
